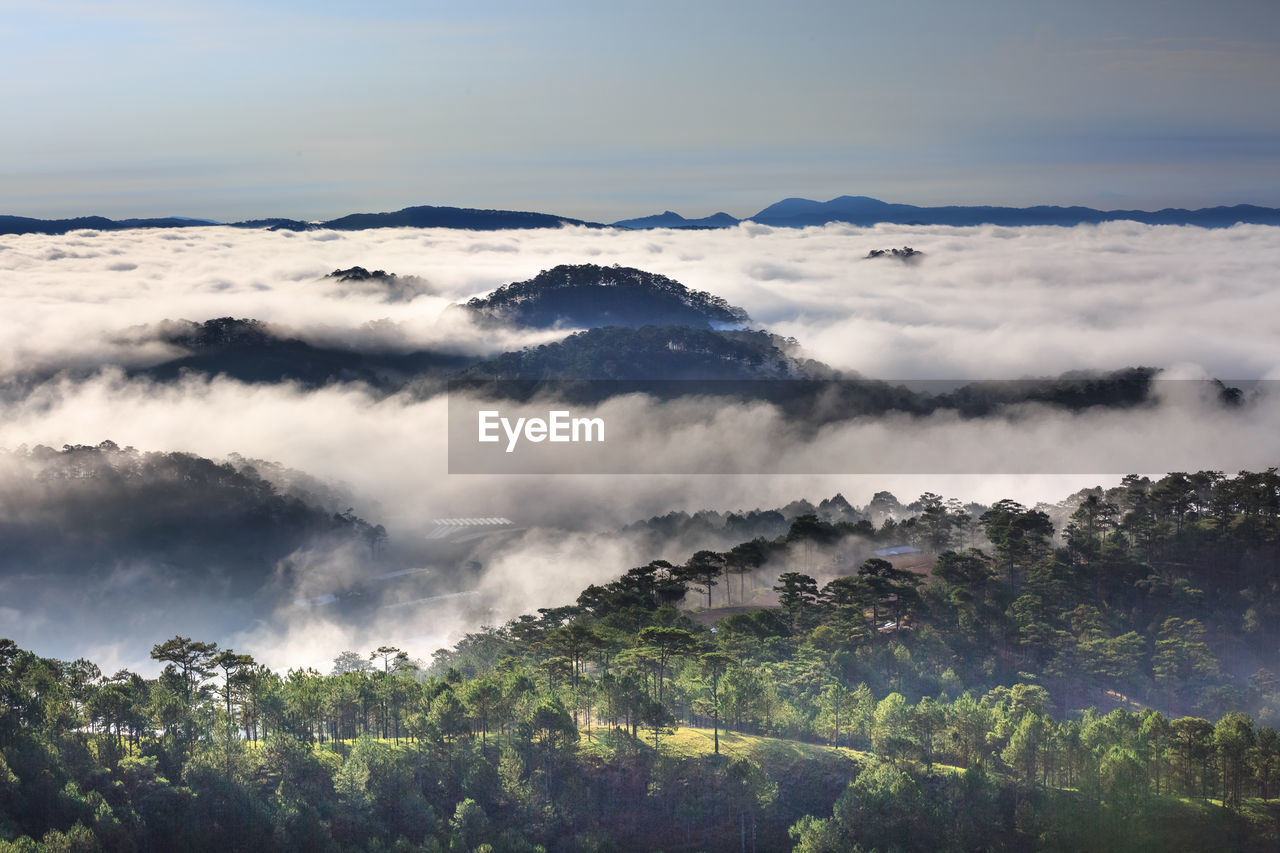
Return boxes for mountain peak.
[610,210,743,230]
[462,263,750,330]
[828,195,889,206]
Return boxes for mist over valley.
[2,220,1279,675]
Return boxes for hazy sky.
[3,0,1278,221]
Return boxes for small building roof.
[873,545,924,557]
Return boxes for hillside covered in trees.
[0,443,389,651]
[461,264,751,330]
[3,469,1280,850]
[0,442,383,582]
[457,326,824,383]
[134,318,475,389]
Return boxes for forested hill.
[457,326,821,382]
[437,469,1280,724]
[619,489,983,554]
[461,264,751,330]
[132,318,477,388]
[121,319,1211,419]
[323,266,434,303]
[35,314,1234,426]
[457,335,1181,418]
[0,441,383,582]
[3,470,1280,850]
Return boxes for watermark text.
[478,410,605,453]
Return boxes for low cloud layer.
[1,221,1279,671]
[3,221,1280,378]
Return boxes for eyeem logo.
[478,410,605,453]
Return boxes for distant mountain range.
[0,205,595,236]
[0,214,220,236]
[735,195,1280,228]
[614,196,1280,229]
[5,196,1279,236]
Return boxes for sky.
[2,0,1279,222]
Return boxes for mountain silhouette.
[747,195,1280,228]
[0,214,218,236]
[611,210,741,229]
[318,204,600,231]
[610,195,1280,229]
[5,197,1279,235]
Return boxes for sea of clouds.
[2,220,1279,672]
